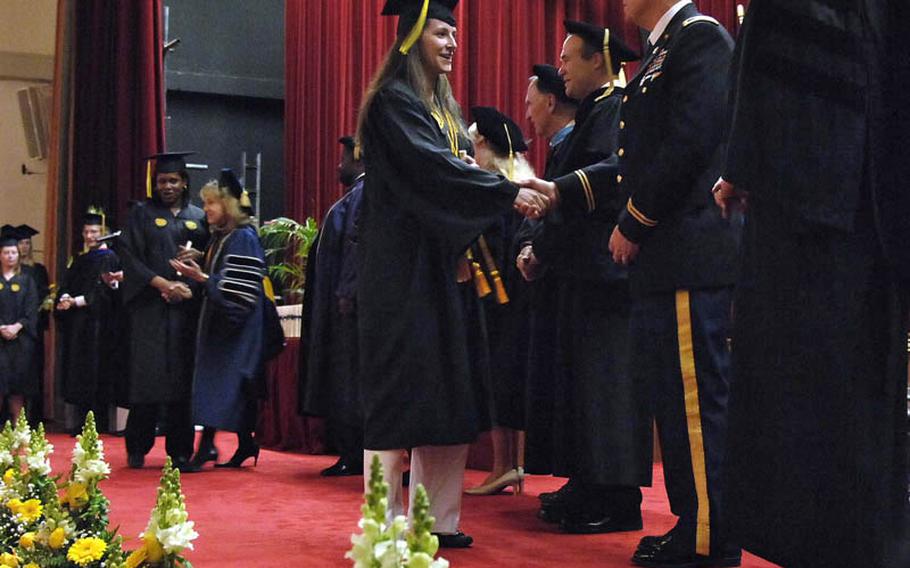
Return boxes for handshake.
[511,178,559,219]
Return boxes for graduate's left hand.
[169,258,204,282]
[609,226,640,266]
[516,178,560,209]
[513,188,550,219]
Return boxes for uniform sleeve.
[618,23,733,243]
[204,229,265,326]
[118,204,159,303]
[368,86,519,253]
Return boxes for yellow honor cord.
[146,160,153,199]
[398,0,430,55]
[502,123,515,180]
[603,28,615,97]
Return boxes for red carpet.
[43,433,779,567]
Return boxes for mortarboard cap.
[145,151,195,199]
[1,225,17,238]
[83,207,106,228]
[14,225,39,239]
[532,64,577,105]
[339,135,363,161]
[564,20,639,73]
[471,106,529,156]
[220,168,253,211]
[382,0,459,54]
[0,226,18,248]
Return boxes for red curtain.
[70,0,165,235]
[285,0,748,223]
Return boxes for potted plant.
[258,217,318,305]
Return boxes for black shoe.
[539,478,577,505]
[172,456,196,474]
[127,453,145,469]
[320,457,363,477]
[181,446,219,473]
[538,501,568,524]
[434,531,473,548]
[631,533,741,568]
[560,509,643,534]
[215,442,260,468]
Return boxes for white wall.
[0,0,57,263]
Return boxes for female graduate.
[0,231,39,421]
[463,107,536,495]
[170,170,266,472]
[356,0,548,548]
[118,152,209,470]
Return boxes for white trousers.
[363,444,469,534]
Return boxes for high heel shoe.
[464,467,524,496]
[179,446,219,473]
[214,443,260,468]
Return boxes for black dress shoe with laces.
[560,509,643,534]
[320,457,363,477]
[631,533,741,568]
[433,531,473,548]
[127,453,145,469]
[539,478,578,505]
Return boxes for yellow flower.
[66,537,107,566]
[65,482,89,509]
[48,527,67,549]
[143,532,164,563]
[6,498,22,514]
[19,531,36,549]
[0,552,19,567]
[124,546,148,568]
[14,499,42,523]
[2,468,15,485]
[24,564,39,568]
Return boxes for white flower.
[74,458,110,483]
[71,444,86,467]
[13,429,30,450]
[374,539,408,568]
[155,520,198,553]
[25,454,51,476]
[0,450,13,469]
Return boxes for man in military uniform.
[518,21,651,535]
[715,1,908,566]
[606,1,740,566]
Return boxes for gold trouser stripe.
[675,289,711,556]
[627,198,658,227]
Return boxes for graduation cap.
[82,207,106,230]
[532,63,576,105]
[471,106,528,155]
[14,225,39,239]
[219,168,253,211]
[382,0,459,55]
[564,20,639,84]
[145,151,196,198]
[1,225,17,238]
[0,225,18,248]
[339,135,363,161]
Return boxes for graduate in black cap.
[462,107,535,496]
[118,151,209,470]
[0,229,39,422]
[56,208,121,432]
[169,170,267,472]
[517,21,650,535]
[300,136,366,477]
[356,0,549,548]
[10,224,50,424]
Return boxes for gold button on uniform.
[616,175,623,184]
[642,87,648,94]
[619,121,625,129]
[618,148,625,157]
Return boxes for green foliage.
[258,216,318,302]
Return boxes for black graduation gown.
[0,272,39,396]
[722,2,908,566]
[358,79,518,450]
[56,248,121,407]
[301,179,364,448]
[117,199,208,405]
[530,86,652,487]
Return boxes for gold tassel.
[262,275,276,302]
[477,236,509,304]
[490,270,509,304]
[240,190,252,209]
[466,249,491,298]
[398,0,430,55]
[146,160,153,199]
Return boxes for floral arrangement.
[346,455,448,568]
[0,412,198,568]
[258,216,318,303]
[124,457,197,568]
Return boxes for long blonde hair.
[200,181,250,228]
[467,123,536,182]
[356,34,465,150]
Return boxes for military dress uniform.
[610,3,740,565]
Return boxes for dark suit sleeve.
[618,23,732,243]
[118,205,159,303]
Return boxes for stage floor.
[43,433,779,567]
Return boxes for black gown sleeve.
[119,204,159,304]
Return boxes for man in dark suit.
[608,1,740,566]
[715,1,909,567]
